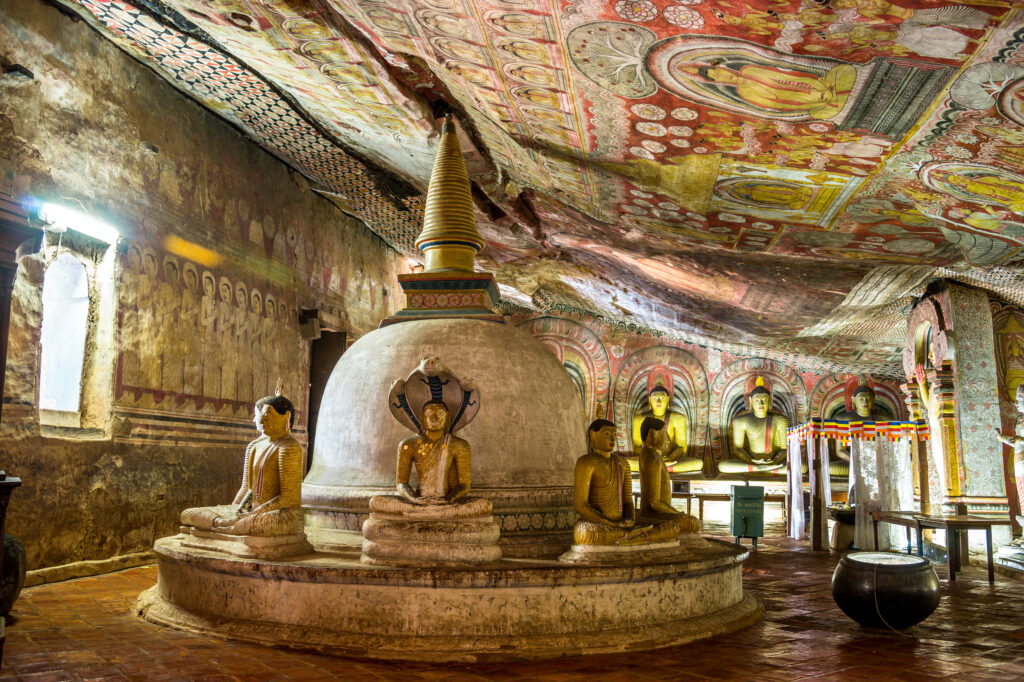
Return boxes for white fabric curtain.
[851,437,916,550]
[851,438,876,550]
[819,435,833,507]
[788,435,805,539]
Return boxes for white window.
[39,253,89,416]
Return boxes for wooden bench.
[631,490,787,523]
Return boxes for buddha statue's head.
[640,416,667,452]
[254,394,294,437]
[588,418,617,456]
[749,381,771,419]
[648,386,670,416]
[1015,384,1024,413]
[852,385,876,418]
[421,400,450,435]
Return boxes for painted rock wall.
[0,1,404,570]
[508,310,907,466]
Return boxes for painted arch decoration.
[808,374,907,421]
[710,357,807,464]
[516,316,611,421]
[610,345,709,458]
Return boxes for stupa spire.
[415,114,484,273]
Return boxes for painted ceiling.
[57,0,1024,373]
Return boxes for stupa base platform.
[137,535,762,662]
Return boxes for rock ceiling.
[58,0,1024,373]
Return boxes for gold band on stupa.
[415,114,485,273]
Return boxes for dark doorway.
[306,329,346,473]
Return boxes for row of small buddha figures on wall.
[175,361,887,565]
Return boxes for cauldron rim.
[841,551,931,573]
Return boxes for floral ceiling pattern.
[58,0,1024,372]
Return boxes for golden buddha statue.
[368,398,490,518]
[179,392,312,558]
[833,379,893,474]
[996,385,1024,548]
[836,382,892,422]
[637,417,701,535]
[362,358,500,566]
[570,419,680,546]
[719,376,789,474]
[630,385,702,474]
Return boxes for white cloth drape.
[851,438,874,550]
[819,435,833,507]
[788,435,805,539]
[851,437,916,550]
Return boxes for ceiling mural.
[56,0,1024,372]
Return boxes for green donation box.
[731,485,765,547]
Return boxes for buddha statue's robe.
[638,447,702,534]
[181,433,304,536]
[573,452,679,546]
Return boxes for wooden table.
[630,491,787,524]
[871,510,1010,584]
[870,510,919,555]
[692,492,787,522]
[914,514,1010,584]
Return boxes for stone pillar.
[946,285,1010,545]
[924,366,963,503]
[906,283,1010,548]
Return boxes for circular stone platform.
[137,535,762,663]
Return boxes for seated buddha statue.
[630,386,702,474]
[833,381,893,475]
[362,357,500,566]
[835,383,892,423]
[179,393,312,558]
[568,419,679,547]
[719,377,789,475]
[637,417,702,536]
[367,399,491,518]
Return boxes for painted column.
[901,379,931,515]
[947,285,1009,532]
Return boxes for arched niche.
[610,345,709,457]
[991,305,1024,404]
[809,374,906,420]
[39,253,90,414]
[710,358,807,463]
[516,317,611,421]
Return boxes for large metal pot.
[832,551,940,630]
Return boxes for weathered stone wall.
[0,0,404,570]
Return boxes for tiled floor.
[4,518,1024,680]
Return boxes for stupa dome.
[303,316,585,556]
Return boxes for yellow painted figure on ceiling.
[672,59,856,120]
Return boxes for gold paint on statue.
[720,376,789,473]
[180,395,304,535]
[630,387,701,473]
[572,420,679,545]
[637,417,701,534]
[415,114,485,272]
[371,400,489,516]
